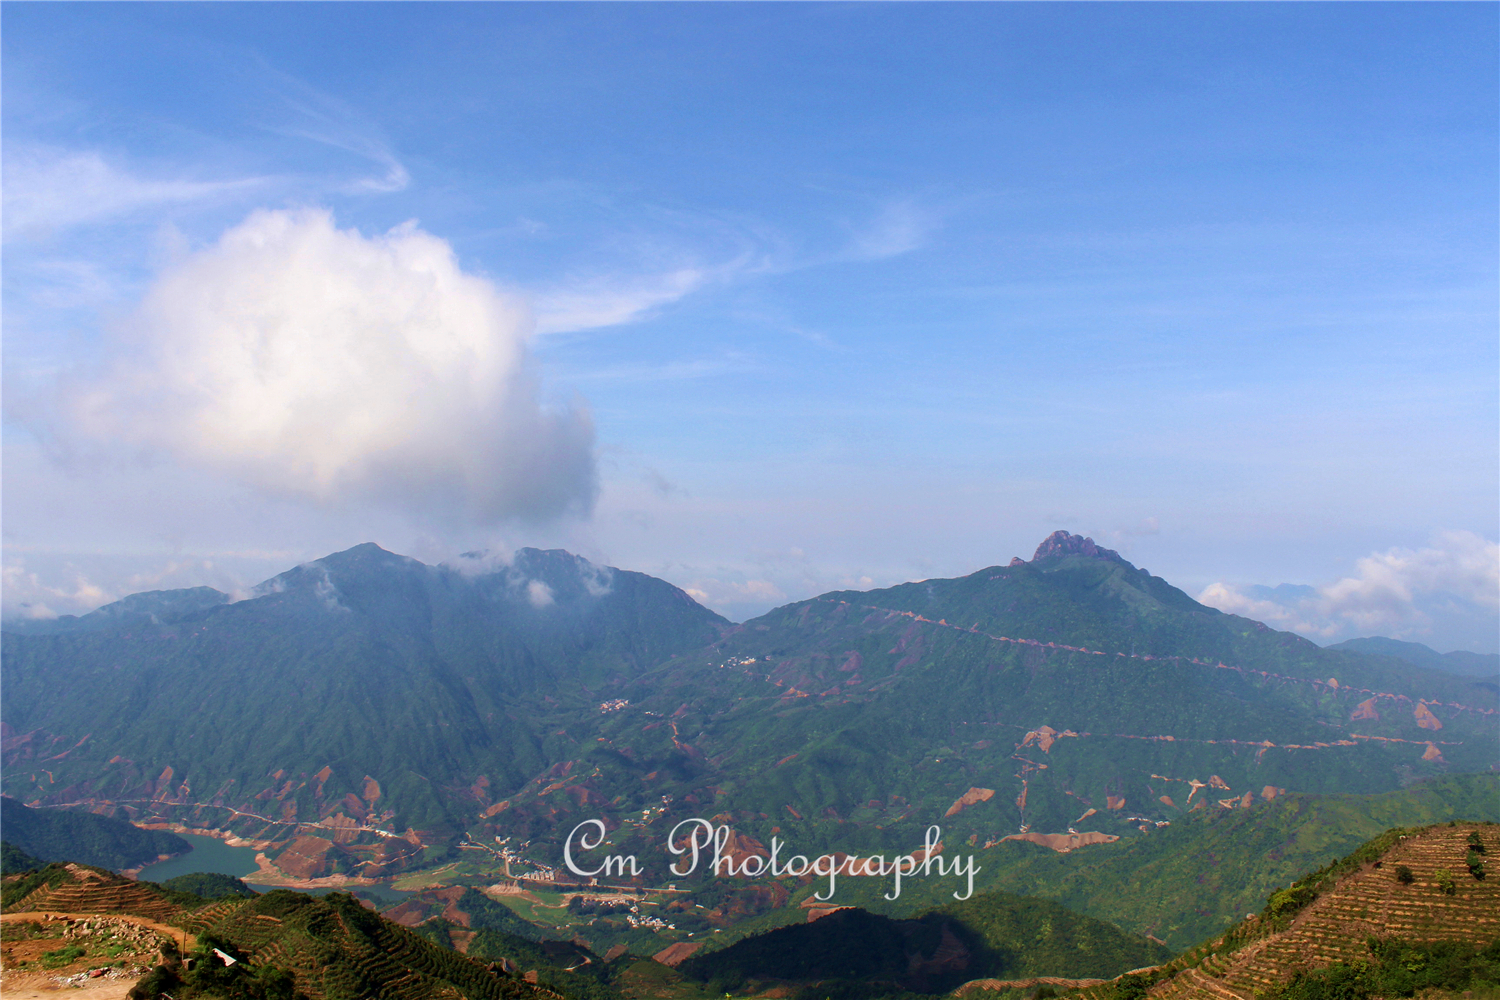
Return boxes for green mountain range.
[1324,636,1499,682]
[3,533,1495,938]
[471,533,1494,876]
[2,544,728,834]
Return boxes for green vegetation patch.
[1271,938,1500,1000]
[2,861,93,909]
[159,872,259,899]
[1,839,47,874]
[1257,826,1413,930]
[932,891,1169,980]
[41,943,87,968]
[458,887,550,939]
[151,889,552,1000]
[811,775,1498,951]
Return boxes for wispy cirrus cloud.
[275,100,410,194]
[255,57,411,194]
[844,199,940,261]
[2,146,267,240]
[533,267,710,334]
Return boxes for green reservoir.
[136,833,260,882]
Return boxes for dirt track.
[0,911,192,1000]
[0,969,143,1000]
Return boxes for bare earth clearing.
[0,912,188,1000]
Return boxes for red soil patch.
[999,831,1119,853]
[274,836,336,879]
[652,942,702,967]
[945,787,996,817]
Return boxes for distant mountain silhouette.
[1325,636,1498,681]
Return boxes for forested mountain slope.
[3,534,1494,896]
[2,544,728,835]
[488,533,1495,869]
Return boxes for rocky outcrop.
[1030,531,1125,564]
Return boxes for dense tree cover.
[688,774,1496,954]
[457,886,550,939]
[1,839,46,873]
[681,909,942,988]
[932,891,1169,978]
[0,796,190,871]
[159,871,258,898]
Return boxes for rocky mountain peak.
[1030,530,1124,563]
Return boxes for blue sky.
[4,3,1496,651]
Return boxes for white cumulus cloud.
[1,558,113,620]
[1318,531,1498,627]
[51,208,596,526]
[1198,531,1500,649]
[1195,582,1333,637]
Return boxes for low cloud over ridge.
[1199,531,1500,652]
[54,208,596,525]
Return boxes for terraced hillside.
[2,862,556,1000]
[3,863,192,922]
[1083,822,1500,1000]
[188,889,550,1000]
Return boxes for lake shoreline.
[128,831,410,900]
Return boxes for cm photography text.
[563,818,981,901]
